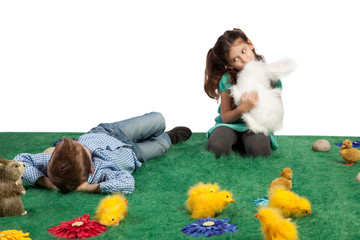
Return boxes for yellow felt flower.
[0,230,31,240]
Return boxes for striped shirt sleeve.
[98,169,135,194]
[14,153,51,186]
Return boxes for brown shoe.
[166,126,192,145]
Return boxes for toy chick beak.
[307,211,311,214]
[341,144,346,149]
[254,214,259,218]
[230,198,235,203]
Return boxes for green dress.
[206,73,283,150]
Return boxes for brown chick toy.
[339,139,360,166]
[255,207,298,240]
[269,168,293,191]
[186,182,235,219]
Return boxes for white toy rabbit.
[230,58,296,135]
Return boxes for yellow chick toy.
[269,168,293,191]
[95,193,128,226]
[268,188,311,218]
[339,139,360,166]
[187,182,220,196]
[255,207,298,240]
[186,182,235,219]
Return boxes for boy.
[14,112,191,194]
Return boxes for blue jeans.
[88,112,171,162]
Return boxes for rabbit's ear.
[266,58,296,81]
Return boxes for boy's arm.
[76,182,100,193]
[14,153,51,187]
[36,176,58,190]
[84,170,135,194]
[101,171,135,194]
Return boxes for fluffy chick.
[186,182,219,216]
[269,168,293,191]
[255,207,298,240]
[268,188,311,218]
[186,182,234,219]
[339,139,360,166]
[95,193,128,226]
[187,182,220,196]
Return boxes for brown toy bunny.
[0,157,27,217]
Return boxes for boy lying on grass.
[14,112,191,194]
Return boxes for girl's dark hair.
[204,28,264,100]
[47,138,91,193]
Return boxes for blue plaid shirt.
[14,133,142,194]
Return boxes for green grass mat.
[1,133,360,239]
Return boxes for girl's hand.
[219,91,258,123]
[240,91,258,112]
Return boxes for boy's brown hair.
[47,138,91,193]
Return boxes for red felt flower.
[48,214,107,239]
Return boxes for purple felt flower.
[181,217,238,237]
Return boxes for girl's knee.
[243,132,271,156]
[207,127,238,157]
[207,139,232,157]
[246,143,271,156]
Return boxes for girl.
[204,28,282,158]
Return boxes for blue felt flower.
[181,217,238,237]
[252,196,269,207]
[336,140,360,148]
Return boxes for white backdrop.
[1,0,359,136]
